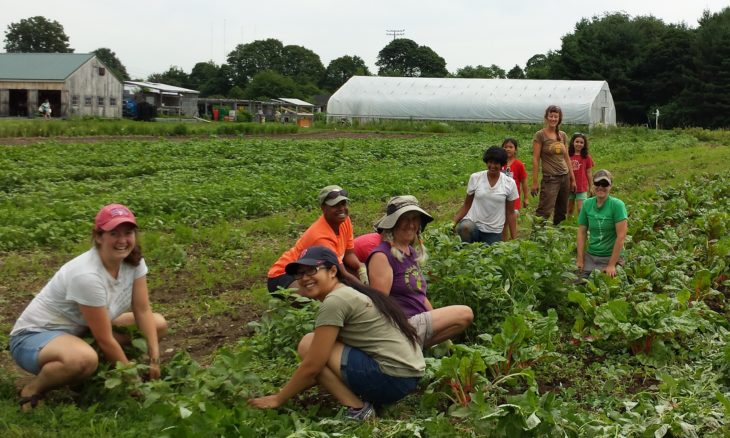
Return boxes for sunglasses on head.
[325,189,348,200]
[573,132,584,136]
[293,265,325,280]
[594,180,610,187]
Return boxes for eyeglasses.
[293,265,325,280]
[594,180,611,187]
[325,189,348,200]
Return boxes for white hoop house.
[327,76,616,126]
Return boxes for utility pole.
[386,29,405,40]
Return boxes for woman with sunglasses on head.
[267,185,366,294]
[576,170,628,278]
[250,246,424,420]
[367,196,473,349]
[568,133,594,217]
[531,105,577,225]
[9,204,167,411]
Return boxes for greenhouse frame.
[327,76,616,126]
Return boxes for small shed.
[273,98,314,127]
[0,53,123,118]
[327,76,616,127]
[124,81,200,117]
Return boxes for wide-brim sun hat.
[374,195,434,232]
[285,246,340,276]
[318,185,350,206]
[95,204,137,231]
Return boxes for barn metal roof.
[0,53,94,80]
[125,81,199,95]
[275,98,314,107]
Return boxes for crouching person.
[9,204,167,411]
[249,246,424,420]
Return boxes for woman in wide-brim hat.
[367,196,473,348]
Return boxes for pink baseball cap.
[95,204,137,231]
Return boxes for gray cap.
[318,185,350,206]
[593,169,613,185]
[374,195,434,231]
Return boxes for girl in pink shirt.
[568,133,594,216]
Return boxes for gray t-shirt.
[11,247,148,336]
[315,286,425,378]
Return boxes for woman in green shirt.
[577,169,628,278]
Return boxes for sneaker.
[345,401,375,421]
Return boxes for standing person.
[250,246,424,419]
[576,170,628,278]
[367,196,473,348]
[267,185,366,293]
[39,99,51,119]
[9,204,167,411]
[530,105,577,225]
[568,133,594,217]
[501,138,529,240]
[454,146,519,244]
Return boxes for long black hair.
[335,268,419,347]
[569,133,589,158]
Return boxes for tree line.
[3,10,730,128]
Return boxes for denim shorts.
[9,330,70,375]
[340,345,420,405]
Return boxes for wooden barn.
[0,53,123,118]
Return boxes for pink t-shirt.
[570,154,595,193]
[502,159,527,210]
[353,232,382,263]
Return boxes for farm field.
[1,124,729,436]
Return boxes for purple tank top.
[367,242,428,318]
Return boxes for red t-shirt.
[570,154,594,193]
[502,159,527,210]
[267,215,354,278]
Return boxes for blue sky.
[2,0,728,79]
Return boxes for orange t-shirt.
[267,215,354,278]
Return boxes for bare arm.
[521,174,530,208]
[453,193,474,224]
[130,276,160,379]
[340,250,364,284]
[576,225,588,271]
[505,199,517,240]
[248,325,339,408]
[367,252,393,295]
[563,139,577,191]
[531,138,541,195]
[605,220,628,277]
[79,305,129,365]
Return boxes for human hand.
[523,198,529,208]
[248,394,282,409]
[148,362,161,380]
[570,181,577,192]
[576,261,584,272]
[530,184,539,196]
[358,265,369,285]
[603,265,617,277]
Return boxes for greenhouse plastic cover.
[327,76,615,126]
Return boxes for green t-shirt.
[315,286,425,378]
[578,196,628,257]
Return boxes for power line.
[385,29,405,40]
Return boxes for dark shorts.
[267,274,295,293]
[340,345,420,405]
[9,330,71,375]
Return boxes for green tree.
[281,45,325,85]
[376,38,447,77]
[92,48,129,80]
[455,64,506,78]
[524,52,561,79]
[147,66,189,87]
[321,55,370,91]
[4,16,73,53]
[244,70,300,100]
[507,65,525,79]
[188,61,220,91]
[227,38,284,87]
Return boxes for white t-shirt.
[11,247,148,336]
[463,170,519,233]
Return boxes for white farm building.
[327,76,616,127]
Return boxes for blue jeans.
[340,345,420,405]
[455,219,502,245]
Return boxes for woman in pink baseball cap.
[9,204,167,411]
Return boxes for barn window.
[72,95,79,105]
[98,96,105,106]
[99,67,106,76]
[84,96,92,106]
[110,97,117,106]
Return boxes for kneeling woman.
[249,246,424,419]
[9,204,167,410]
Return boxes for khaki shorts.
[408,312,433,348]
